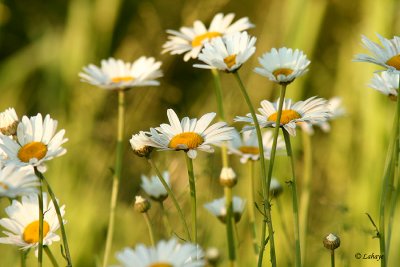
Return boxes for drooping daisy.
[115,238,205,267]
[193,31,256,72]
[148,109,235,159]
[269,178,283,198]
[353,34,400,71]
[254,47,310,85]
[235,97,330,136]
[219,167,237,187]
[228,129,285,164]
[163,13,254,61]
[0,113,68,169]
[0,193,65,255]
[369,71,399,100]
[0,108,19,136]
[130,131,154,158]
[79,57,163,90]
[141,171,170,202]
[204,196,246,223]
[0,165,38,198]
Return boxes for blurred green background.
[1,0,400,266]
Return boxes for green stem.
[160,202,173,237]
[386,156,399,255]
[248,161,259,256]
[38,175,44,267]
[44,246,60,267]
[331,250,335,267]
[36,169,72,266]
[224,186,236,264]
[283,129,302,267]
[276,197,293,267]
[211,69,225,120]
[148,158,191,241]
[233,71,279,267]
[21,250,27,267]
[143,212,155,246]
[185,153,197,243]
[103,90,125,267]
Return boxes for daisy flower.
[0,165,39,198]
[163,13,254,61]
[193,31,256,72]
[269,178,283,198]
[115,238,204,267]
[235,97,330,136]
[254,47,310,84]
[130,131,154,158]
[0,113,67,170]
[204,196,246,223]
[353,34,400,71]
[148,109,235,159]
[0,108,19,136]
[228,129,285,164]
[79,57,163,90]
[219,167,237,187]
[0,193,65,255]
[141,171,170,202]
[369,71,399,100]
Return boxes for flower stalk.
[38,178,44,267]
[143,212,155,246]
[185,153,198,243]
[44,246,60,267]
[248,161,259,256]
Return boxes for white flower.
[115,238,205,267]
[79,57,163,90]
[228,129,285,163]
[0,114,67,169]
[353,34,400,71]
[369,71,399,99]
[235,97,330,136]
[219,167,237,187]
[193,31,256,72]
[0,108,18,136]
[0,165,38,198]
[141,172,169,202]
[204,196,246,223]
[130,131,154,158]
[0,193,65,255]
[148,109,235,159]
[269,178,283,197]
[254,47,310,84]
[163,13,254,61]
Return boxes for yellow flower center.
[239,146,259,155]
[267,110,301,125]
[272,68,294,78]
[148,263,173,267]
[169,132,204,150]
[17,142,48,163]
[191,31,221,47]
[0,182,8,190]
[111,76,134,83]
[386,54,400,70]
[22,220,50,244]
[224,54,237,69]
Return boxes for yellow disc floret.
[224,54,237,69]
[169,132,204,150]
[272,68,294,78]
[239,146,259,155]
[192,32,221,47]
[18,142,48,163]
[386,54,400,70]
[23,220,50,244]
[111,76,134,83]
[149,263,173,267]
[268,110,301,125]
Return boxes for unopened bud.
[134,195,151,213]
[323,233,340,250]
[205,247,220,266]
[269,178,283,198]
[219,167,237,188]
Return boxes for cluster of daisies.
[0,108,67,256]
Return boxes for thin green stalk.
[283,129,302,267]
[148,158,191,241]
[331,250,335,267]
[38,175,44,267]
[103,90,125,267]
[224,186,236,265]
[143,212,155,246]
[159,202,173,237]
[36,170,72,266]
[21,250,27,267]
[248,161,259,255]
[233,71,279,267]
[44,246,60,267]
[185,153,197,243]
[211,69,225,120]
[276,197,293,267]
[386,158,399,254]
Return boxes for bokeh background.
[1,0,400,266]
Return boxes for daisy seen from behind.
[115,238,205,267]
[0,193,65,255]
[194,31,256,72]
[228,129,285,163]
[235,97,330,136]
[130,131,154,158]
[148,109,235,159]
[254,47,310,85]
[369,71,399,100]
[0,113,67,170]
[141,171,170,202]
[353,34,400,71]
[204,196,246,223]
[0,108,19,136]
[163,13,254,61]
[79,57,162,90]
[0,165,38,198]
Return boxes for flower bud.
[134,195,151,213]
[205,247,220,266]
[219,167,237,188]
[269,178,283,198]
[323,233,340,250]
